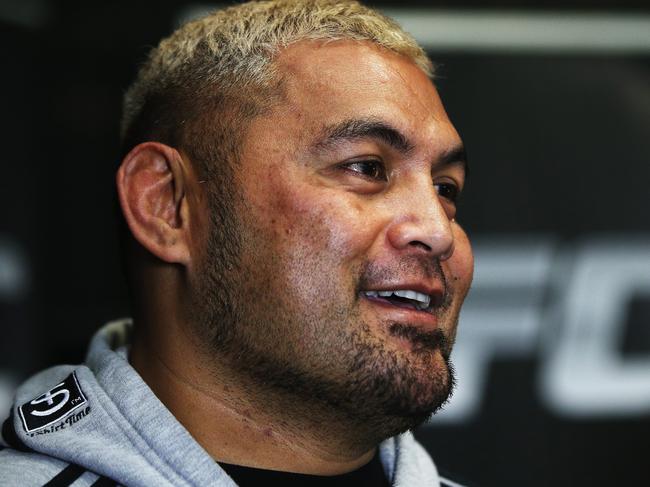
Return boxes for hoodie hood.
[1,320,440,487]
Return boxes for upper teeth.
[363,289,431,310]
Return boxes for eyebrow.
[439,145,469,175]
[313,118,415,154]
[312,117,468,174]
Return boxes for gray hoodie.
[0,320,444,487]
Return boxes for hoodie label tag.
[18,372,88,433]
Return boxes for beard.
[190,181,458,441]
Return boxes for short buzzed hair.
[120,0,433,175]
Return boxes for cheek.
[258,187,375,306]
[448,227,474,295]
[271,186,370,260]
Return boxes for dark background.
[1,1,649,486]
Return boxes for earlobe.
[116,142,191,265]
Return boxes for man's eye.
[343,160,387,181]
[435,182,460,203]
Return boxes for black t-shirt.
[219,452,391,487]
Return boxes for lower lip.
[361,295,439,329]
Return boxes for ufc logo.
[430,238,650,425]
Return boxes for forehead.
[270,40,459,149]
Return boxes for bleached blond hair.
[120,0,433,172]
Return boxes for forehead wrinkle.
[389,60,440,124]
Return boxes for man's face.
[193,41,473,433]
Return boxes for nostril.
[407,238,453,260]
[408,240,433,252]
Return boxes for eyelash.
[341,160,461,203]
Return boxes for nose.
[386,184,455,260]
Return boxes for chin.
[339,339,456,439]
[389,359,454,417]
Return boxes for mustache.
[356,255,452,310]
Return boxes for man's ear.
[116,142,192,265]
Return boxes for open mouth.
[362,289,433,312]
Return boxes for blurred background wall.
[1,0,648,485]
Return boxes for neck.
[130,319,377,475]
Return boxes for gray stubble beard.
[190,183,457,443]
